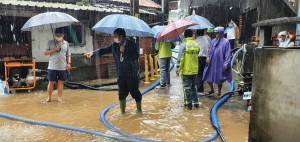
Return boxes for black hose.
[64,75,146,91]
[64,81,118,91]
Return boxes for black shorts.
[47,69,69,82]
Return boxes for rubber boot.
[136,101,142,114]
[120,99,126,115]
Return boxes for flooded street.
[1,0,298,141]
[0,68,249,142]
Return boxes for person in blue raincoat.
[202,27,232,99]
[85,28,142,114]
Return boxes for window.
[60,23,85,46]
[0,16,29,45]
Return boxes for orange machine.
[2,58,36,92]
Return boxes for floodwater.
[0,69,249,142]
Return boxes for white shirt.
[288,42,294,47]
[204,35,211,43]
[194,36,210,57]
[279,38,290,47]
[225,26,235,40]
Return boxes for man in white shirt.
[278,31,290,47]
[225,20,239,49]
[194,29,210,95]
[204,28,211,43]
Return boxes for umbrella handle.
[120,53,124,62]
[50,24,61,52]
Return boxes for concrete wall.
[249,47,300,142]
[258,0,296,21]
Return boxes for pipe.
[0,113,139,142]
[198,81,235,142]
[63,81,118,91]
[64,76,146,91]
[99,58,175,142]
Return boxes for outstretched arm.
[85,44,113,58]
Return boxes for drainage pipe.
[0,113,139,142]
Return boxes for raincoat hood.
[214,27,225,39]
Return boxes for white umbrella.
[21,12,79,31]
[21,12,79,51]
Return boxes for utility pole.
[130,0,139,18]
[161,0,165,25]
[130,0,139,48]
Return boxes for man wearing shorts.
[44,27,71,103]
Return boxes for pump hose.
[63,76,146,91]
[0,112,139,142]
[63,81,118,91]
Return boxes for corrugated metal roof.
[139,9,156,15]
[110,0,161,8]
[0,0,122,13]
[252,17,300,27]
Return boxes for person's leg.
[46,81,55,102]
[217,84,223,99]
[191,75,199,107]
[196,57,202,92]
[128,77,142,114]
[157,58,167,88]
[46,70,57,102]
[182,75,193,110]
[118,77,129,114]
[198,57,206,94]
[205,82,214,95]
[57,80,64,102]
[56,70,69,102]
[230,39,235,50]
[166,57,171,85]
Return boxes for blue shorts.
[47,69,69,82]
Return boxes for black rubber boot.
[136,101,142,114]
[120,99,126,115]
[187,104,193,110]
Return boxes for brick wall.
[93,35,156,78]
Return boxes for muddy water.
[0,70,249,141]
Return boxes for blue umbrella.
[186,14,214,30]
[151,25,182,42]
[92,14,154,37]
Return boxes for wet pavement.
[0,59,249,142]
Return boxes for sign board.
[243,92,252,100]
[140,48,143,54]
[168,1,178,10]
